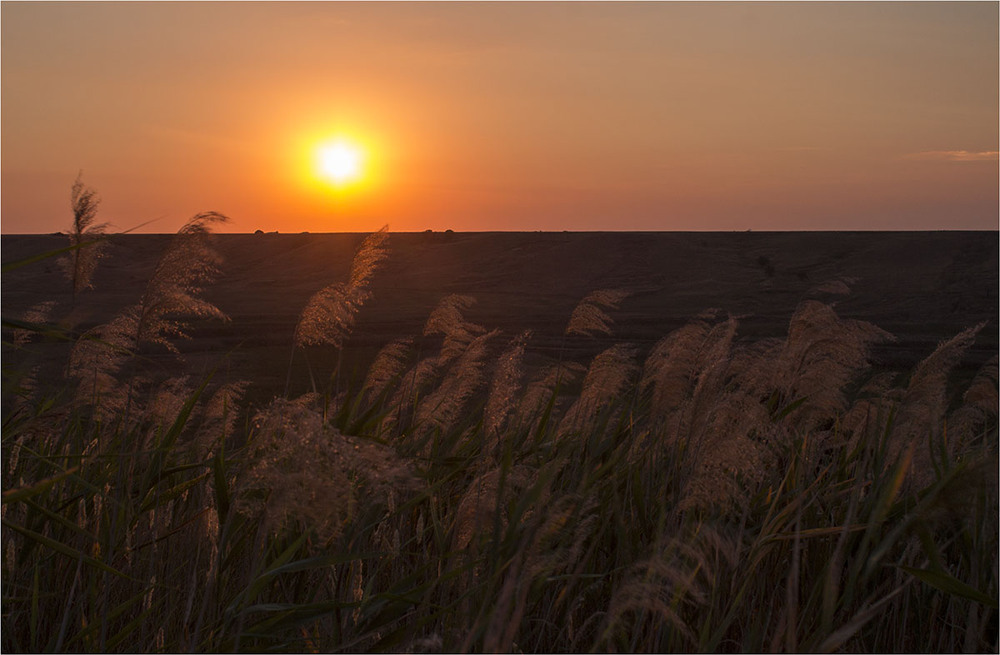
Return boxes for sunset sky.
[2,1,997,234]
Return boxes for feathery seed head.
[416,328,500,434]
[565,288,630,337]
[641,315,732,419]
[349,225,390,289]
[135,212,230,351]
[775,300,894,430]
[191,380,250,458]
[484,331,531,441]
[67,309,140,417]
[515,361,585,431]
[957,354,999,422]
[294,282,361,348]
[388,355,443,424]
[59,174,108,296]
[146,376,193,426]
[363,338,414,400]
[559,343,638,435]
[424,294,485,361]
[452,464,534,552]
[811,278,855,296]
[12,301,57,346]
[891,322,987,482]
[294,226,391,349]
[238,395,417,540]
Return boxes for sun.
[316,140,364,186]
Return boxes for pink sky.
[2,2,997,234]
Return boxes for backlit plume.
[294,226,389,348]
[59,174,108,301]
[565,288,630,337]
[67,212,229,416]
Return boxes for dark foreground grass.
[2,221,997,653]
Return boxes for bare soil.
[4,231,997,404]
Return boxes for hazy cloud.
[904,150,1000,162]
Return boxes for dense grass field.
[2,217,997,652]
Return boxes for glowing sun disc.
[317,141,363,184]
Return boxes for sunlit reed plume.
[59,174,108,302]
[840,370,899,447]
[386,356,442,432]
[559,343,638,435]
[947,355,998,452]
[134,212,230,351]
[483,331,531,446]
[452,464,534,551]
[146,376,192,427]
[681,302,890,508]
[348,225,390,290]
[382,294,488,433]
[666,317,741,484]
[891,321,986,481]
[67,213,229,416]
[641,309,726,419]
[810,276,860,297]
[191,380,250,459]
[514,361,585,431]
[683,316,738,430]
[423,294,484,361]
[674,318,766,509]
[293,283,359,349]
[565,288,630,337]
[362,338,414,401]
[679,393,769,511]
[12,301,57,346]
[67,312,142,418]
[416,329,499,434]
[771,300,893,431]
[294,226,389,348]
[239,395,416,541]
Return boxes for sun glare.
[316,140,364,186]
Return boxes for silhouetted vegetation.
[2,204,997,652]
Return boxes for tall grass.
[61,173,108,306]
[2,220,997,653]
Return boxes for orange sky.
[2,2,998,233]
